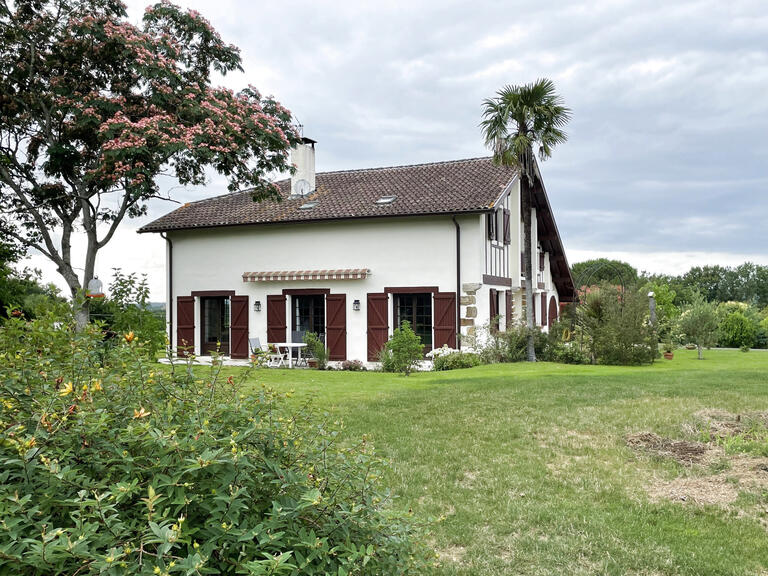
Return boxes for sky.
[21,0,768,299]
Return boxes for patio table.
[273,342,307,368]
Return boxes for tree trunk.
[697,344,703,360]
[521,178,536,362]
[75,299,90,331]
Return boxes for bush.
[0,309,431,575]
[576,285,656,365]
[476,322,549,364]
[717,306,758,349]
[380,321,424,375]
[303,331,329,370]
[340,359,365,371]
[677,294,718,359]
[431,349,481,371]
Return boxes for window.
[292,294,325,337]
[487,211,497,240]
[394,293,432,351]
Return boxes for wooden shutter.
[266,295,286,343]
[326,294,347,361]
[541,292,548,326]
[367,293,389,361]
[503,209,511,245]
[539,252,545,271]
[230,295,249,359]
[433,292,456,349]
[505,290,513,330]
[176,296,195,357]
[489,289,498,332]
[548,296,558,325]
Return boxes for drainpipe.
[160,232,173,351]
[452,215,461,350]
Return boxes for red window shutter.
[367,293,389,361]
[326,294,347,361]
[176,296,195,357]
[433,292,456,349]
[505,290,513,330]
[503,209,511,245]
[489,289,499,331]
[230,295,249,359]
[541,292,548,326]
[266,295,286,343]
[548,296,558,325]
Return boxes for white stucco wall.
[167,214,483,361]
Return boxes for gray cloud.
[110,0,768,279]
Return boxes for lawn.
[239,350,768,575]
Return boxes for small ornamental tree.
[677,294,718,359]
[0,0,300,327]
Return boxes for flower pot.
[308,359,318,368]
[663,352,674,360]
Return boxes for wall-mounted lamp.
[254,300,261,312]
[352,299,361,311]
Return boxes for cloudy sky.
[23,0,768,299]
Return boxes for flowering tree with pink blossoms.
[0,0,300,326]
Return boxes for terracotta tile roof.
[138,157,517,233]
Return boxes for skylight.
[299,201,318,210]
[375,195,397,205]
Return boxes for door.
[367,293,388,361]
[200,297,230,355]
[326,294,347,361]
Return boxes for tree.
[571,258,638,288]
[481,78,570,361]
[677,294,718,359]
[0,0,300,328]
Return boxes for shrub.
[476,322,549,364]
[432,350,481,371]
[340,359,365,371]
[576,285,656,365]
[0,309,431,575]
[717,307,758,349]
[380,321,424,375]
[303,331,329,370]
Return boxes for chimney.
[290,137,316,197]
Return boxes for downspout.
[452,215,461,350]
[160,232,173,352]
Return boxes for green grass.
[233,350,768,575]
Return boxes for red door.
[267,295,286,343]
[541,292,548,326]
[433,292,457,349]
[548,296,558,325]
[177,296,195,357]
[230,295,249,359]
[367,293,388,361]
[326,294,347,361]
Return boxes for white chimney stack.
[290,137,316,197]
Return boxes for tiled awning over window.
[242,269,370,283]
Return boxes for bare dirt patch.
[436,545,466,564]
[627,410,768,517]
[626,432,711,465]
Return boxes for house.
[139,138,574,362]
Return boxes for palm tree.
[481,78,570,361]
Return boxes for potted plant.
[663,338,674,360]
[303,332,328,370]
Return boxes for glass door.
[200,297,230,355]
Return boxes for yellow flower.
[59,381,74,397]
[124,331,135,343]
[82,384,88,392]
[92,380,102,392]
[133,407,151,419]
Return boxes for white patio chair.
[267,344,288,368]
[249,338,268,366]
